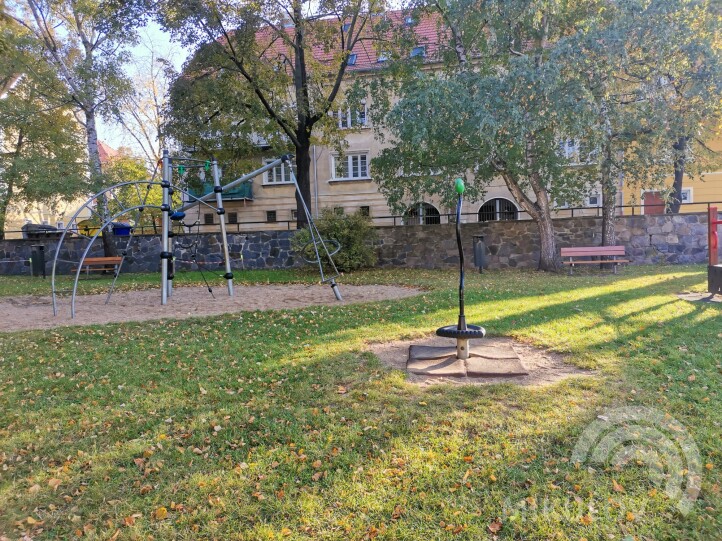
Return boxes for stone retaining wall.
[0,211,716,275]
[0,230,297,276]
[374,212,713,269]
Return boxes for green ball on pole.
[455,177,465,195]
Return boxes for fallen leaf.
[123,516,136,527]
[488,519,502,533]
[48,478,62,491]
[612,479,625,493]
[312,460,322,469]
[27,484,41,495]
[391,505,404,520]
[199,385,207,395]
[626,511,635,522]
[154,507,168,520]
[25,517,40,525]
[580,514,593,525]
[312,471,323,481]
[280,527,292,537]
[337,386,348,394]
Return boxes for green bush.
[291,208,378,271]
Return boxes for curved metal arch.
[69,204,169,317]
[51,179,225,317]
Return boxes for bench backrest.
[83,257,123,264]
[560,246,626,257]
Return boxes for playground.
[0,281,419,332]
[1,264,720,540]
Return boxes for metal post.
[710,206,719,267]
[161,150,170,305]
[213,159,234,297]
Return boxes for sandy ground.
[367,335,593,387]
[0,284,421,332]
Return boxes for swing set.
[51,152,342,318]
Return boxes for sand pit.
[368,335,593,387]
[0,284,422,332]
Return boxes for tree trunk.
[0,132,22,241]
[601,181,617,246]
[294,136,312,229]
[536,214,558,272]
[86,109,117,257]
[0,191,10,241]
[600,141,617,246]
[669,136,688,214]
[498,168,560,272]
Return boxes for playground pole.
[710,206,719,267]
[161,150,170,305]
[212,159,234,297]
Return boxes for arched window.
[404,202,441,225]
[478,198,518,222]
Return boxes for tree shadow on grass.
[1,267,720,539]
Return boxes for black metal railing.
[3,201,720,238]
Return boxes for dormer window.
[404,16,415,25]
[377,51,389,62]
[410,45,426,58]
[342,22,351,32]
[347,53,357,66]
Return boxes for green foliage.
[0,26,87,238]
[101,150,163,228]
[158,0,397,223]
[292,209,378,271]
[18,0,151,186]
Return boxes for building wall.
[620,136,722,214]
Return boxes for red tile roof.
[253,10,444,73]
[97,141,119,164]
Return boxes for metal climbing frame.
[286,156,343,301]
[50,151,262,318]
[50,153,342,317]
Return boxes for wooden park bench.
[72,256,123,275]
[560,246,629,275]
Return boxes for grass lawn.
[0,266,720,540]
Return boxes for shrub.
[291,208,378,271]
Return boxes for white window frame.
[347,53,357,66]
[263,159,294,185]
[559,139,595,165]
[586,193,602,207]
[331,152,371,181]
[329,102,367,129]
[680,188,693,204]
